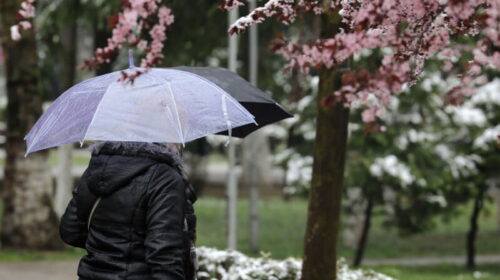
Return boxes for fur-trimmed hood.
[86,141,185,196]
[90,141,183,167]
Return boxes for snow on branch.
[228,0,325,34]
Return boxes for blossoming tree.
[219,1,499,279]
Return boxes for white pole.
[54,144,73,217]
[248,0,260,253]
[226,7,239,250]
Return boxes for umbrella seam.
[82,83,116,143]
[164,81,185,145]
[156,69,257,125]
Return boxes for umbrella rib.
[81,84,114,144]
[166,69,257,124]
[164,81,185,145]
[222,95,232,146]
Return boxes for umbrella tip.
[128,50,135,69]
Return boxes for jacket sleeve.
[59,185,88,249]
[145,164,186,280]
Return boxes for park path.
[0,260,77,280]
[1,255,500,280]
[363,254,500,266]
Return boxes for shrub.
[196,247,395,280]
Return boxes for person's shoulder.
[147,162,185,190]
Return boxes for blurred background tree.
[0,0,60,249]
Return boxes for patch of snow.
[196,247,396,280]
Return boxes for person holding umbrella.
[60,141,197,280]
[26,55,292,280]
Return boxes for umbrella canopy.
[25,68,258,154]
[173,66,293,137]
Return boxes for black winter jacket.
[60,142,197,280]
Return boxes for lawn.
[372,264,500,280]
[194,197,500,260]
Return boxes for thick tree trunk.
[466,184,487,269]
[301,9,348,280]
[0,0,62,249]
[353,197,374,267]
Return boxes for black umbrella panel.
[173,66,293,138]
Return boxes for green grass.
[195,197,307,259]
[372,264,500,280]
[0,248,84,262]
[195,197,500,261]
[48,152,90,167]
[1,197,500,280]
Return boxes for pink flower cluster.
[227,0,500,126]
[10,0,36,41]
[83,0,174,69]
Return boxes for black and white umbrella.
[173,66,293,138]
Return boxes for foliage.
[224,0,500,129]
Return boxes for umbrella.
[173,66,293,138]
[25,64,292,155]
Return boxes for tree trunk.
[0,0,62,249]
[353,197,374,267]
[301,8,348,280]
[466,184,487,269]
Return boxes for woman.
[60,141,197,280]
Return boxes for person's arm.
[145,164,186,280]
[59,185,88,249]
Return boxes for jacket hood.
[85,141,183,196]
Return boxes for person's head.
[163,143,183,156]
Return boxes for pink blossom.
[9,0,37,40]
[83,1,174,70]
[18,21,31,30]
[228,0,500,127]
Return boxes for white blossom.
[369,155,415,186]
[426,194,448,207]
[473,125,500,150]
[286,154,313,186]
[396,129,437,149]
[449,154,481,179]
[450,106,487,126]
[470,79,500,106]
